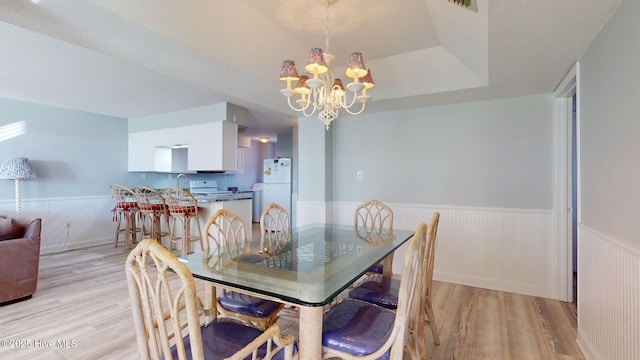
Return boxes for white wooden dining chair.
[349,211,442,355]
[348,212,440,351]
[203,209,285,330]
[321,222,426,360]
[125,239,295,360]
[354,199,394,276]
[259,202,291,255]
[406,211,441,357]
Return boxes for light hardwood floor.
[0,241,584,360]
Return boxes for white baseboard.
[577,328,599,360]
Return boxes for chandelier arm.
[286,96,307,112]
[286,94,321,118]
[338,88,360,109]
[302,103,318,117]
[342,102,367,116]
[301,89,323,117]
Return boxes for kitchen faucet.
[176,173,187,189]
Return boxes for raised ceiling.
[0,0,623,137]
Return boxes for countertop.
[193,192,253,203]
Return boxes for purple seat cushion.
[322,299,395,359]
[165,318,294,360]
[0,216,24,241]
[217,291,281,318]
[348,277,400,309]
[368,262,384,274]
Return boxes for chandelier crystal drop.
[278,0,374,130]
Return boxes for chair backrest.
[348,222,424,360]
[377,222,426,359]
[354,200,394,242]
[423,211,440,299]
[405,212,440,357]
[126,239,295,360]
[259,202,290,253]
[133,186,167,211]
[203,209,247,253]
[111,184,136,203]
[163,187,199,215]
[126,239,205,360]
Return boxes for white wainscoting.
[299,201,561,300]
[296,201,328,227]
[0,196,115,254]
[577,224,640,360]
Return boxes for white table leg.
[298,305,323,359]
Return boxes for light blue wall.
[298,118,333,202]
[330,94,555,209]
[0,98,136,199]
[0,98,276,201]
[275,130,294,159]
[580,0,640,248]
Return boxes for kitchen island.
[192,192,253,240]
[162,181,254,254]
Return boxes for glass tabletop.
[179,223,414,306]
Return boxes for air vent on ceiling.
[449,0,477,12]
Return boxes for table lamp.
[0,157,36,214]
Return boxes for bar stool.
[133,186,170,247]
[110,184,139,249]
[163,187,203,256]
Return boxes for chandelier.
[278,0,374,130]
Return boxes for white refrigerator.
[263,158,292,218]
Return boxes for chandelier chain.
[324,1,330,55]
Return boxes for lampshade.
[0,157,36,180]
[345,52,368,79]
[279,60,300,81]
[361,69,375,90]
[332,79,345,92]
[305,48,329,75]
[294,75,311,95]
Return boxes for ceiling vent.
[449,0,477,12]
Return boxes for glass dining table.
[178,223,415,359]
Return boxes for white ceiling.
[0,0,623,138]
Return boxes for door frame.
[553,62,580,302]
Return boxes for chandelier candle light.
[279,0,374,130]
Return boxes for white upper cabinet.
[187,121,237,171]
[128,121,238,172]
[128,102,243,172]
[128,130,156,172]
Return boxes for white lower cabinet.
[167,199,252,254]
[198,199,252,240]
